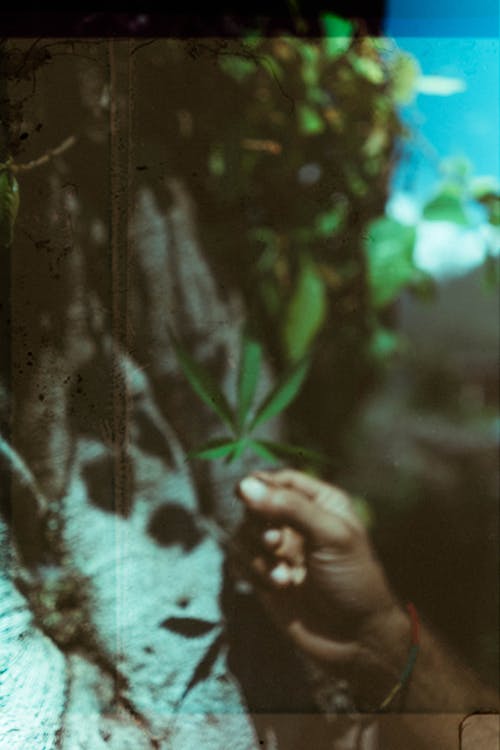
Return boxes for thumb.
[237,476,350,548]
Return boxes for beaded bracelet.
[378,602,420,711]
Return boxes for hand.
[234,469,403,672]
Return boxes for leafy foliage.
[171,329,319,466]
[365,218,420,308]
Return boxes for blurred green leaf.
[208,146,226,176]
[298,104,325,135]
[369,327,401,361]
[255,439,331,465]
[350,55,385,84]
[314,207,344,236]
[190,438,239,460]
[283,257,327,362]
[320,13,353,58]
[365,218,418,307]
[242,32,263,48]
[389,52,420,105]
[423,189,469,225]
[251,357,310,429]
[306,85,330,106]
[227,439,247,463]
[169,329,235,429]
[439,156,472,182]
[248,440,281,464]
[300,44,320,86]
[478,193,500,226]
[219,55,257,82]
[237,331,262,429]
[0,168,20,248]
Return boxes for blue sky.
[381,1,499,277]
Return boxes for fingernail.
[270,563,290,584]
[291,566,307,585]
[263,528,281,544]
[240,477,268,503]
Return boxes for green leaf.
[190,438,240,460]
[298,104,325,135]
[389,52,420,105]
[227,439,247,463]
[0,168,20,248]
[300,44,320,86]
[208,146,226,177]
[237,331,262,429]
[320,13,353,58]
[423,189,469,225]
[283,257,327,362]
[365,218,418,308]
[255,439,330,465]
[314,207,345,236]
[248,440,281,464]
[350,55,385,85]
[369,327,401,361]
[218,55,257,82]
[169,329,235,429]
[251,357,310,430]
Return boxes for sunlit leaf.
[251,357,310,429]
[190,438,239,460]
[390,52,420,104]
[423,190,469,225]
[218,55,257,82]
[283,257,327,362]
[169,329,235,429]
[415,76,466,96]
[320,13,353,59]
[298,105,325,135]
[365,218,418,308]
[350,55,385,84]
[237,331,262,428]
[0,168,20,248]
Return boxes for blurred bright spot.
[388,192,499,279]
[415,75,467,95]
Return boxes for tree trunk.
[0,39,377,750]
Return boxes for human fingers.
[254,469,362,528]
[237,475,352,548]
[232,516,306,585]
[263,526,305,567]
[231,546,299,589]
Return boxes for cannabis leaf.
[171,328,324,466]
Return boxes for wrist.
[347,602,413,709]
